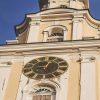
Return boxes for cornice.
[15,18,31,36]
[0,40,100,56]
[15,8,100,37]
[84,10,100,28]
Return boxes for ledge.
[0,39,100,55]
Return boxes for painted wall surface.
[0,0,100,100]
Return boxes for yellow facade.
[0,0,100,100]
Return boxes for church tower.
[39,0,89,10]
[15,0,90,43]
[0,0,100,100]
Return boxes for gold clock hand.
[45,62,51,68]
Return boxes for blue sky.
[0,0,100,44]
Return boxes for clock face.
[23,56,68,80]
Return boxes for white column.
[0,64,11,100]
[58,72,68,100]
[27,21,40,43]
[96,58,100,100]
[70,0,76,8]
[26,94,33,100]
[64,30,67,41]
[56,90,60,100]
[80,56,96,100]
[22,92,28,100]
[3,57,24,100]
[16,75,29,100]
[43,31,49,42]
[52,94,56,100]
[22,90,33,100]
[72,18,83,40]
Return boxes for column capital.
[29,20,40,26]
[12,56,24,63]
[43,31,49,42]
[69,53,81,62]
[80,56,96,63]
[0,62,12,67]
[72,17,84,23]
[43,31,49,34]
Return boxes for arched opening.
[20,77,61,100]
[43,26,67,42]
[47,27,64,42]
[32,83,56,100]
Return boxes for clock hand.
[45,62,51,68]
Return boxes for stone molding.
[0,40,100,56]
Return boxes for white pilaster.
[70,0,76,8]
[57,72,68,100]
[56,89,60,100]
[21,92,28,100]
[80,56,96,100]
[27,20,40,43]
[26,94,33,100]
[16,75,29,100]
[0,64,11,100]
[43,31,49,42]
[3,57,24,100]
[64,30,67,41]
[72,18,83,40]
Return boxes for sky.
[0,0,100,44]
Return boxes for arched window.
[47,27,64,42]
[32,84,56,100]
[43,26,67,42]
